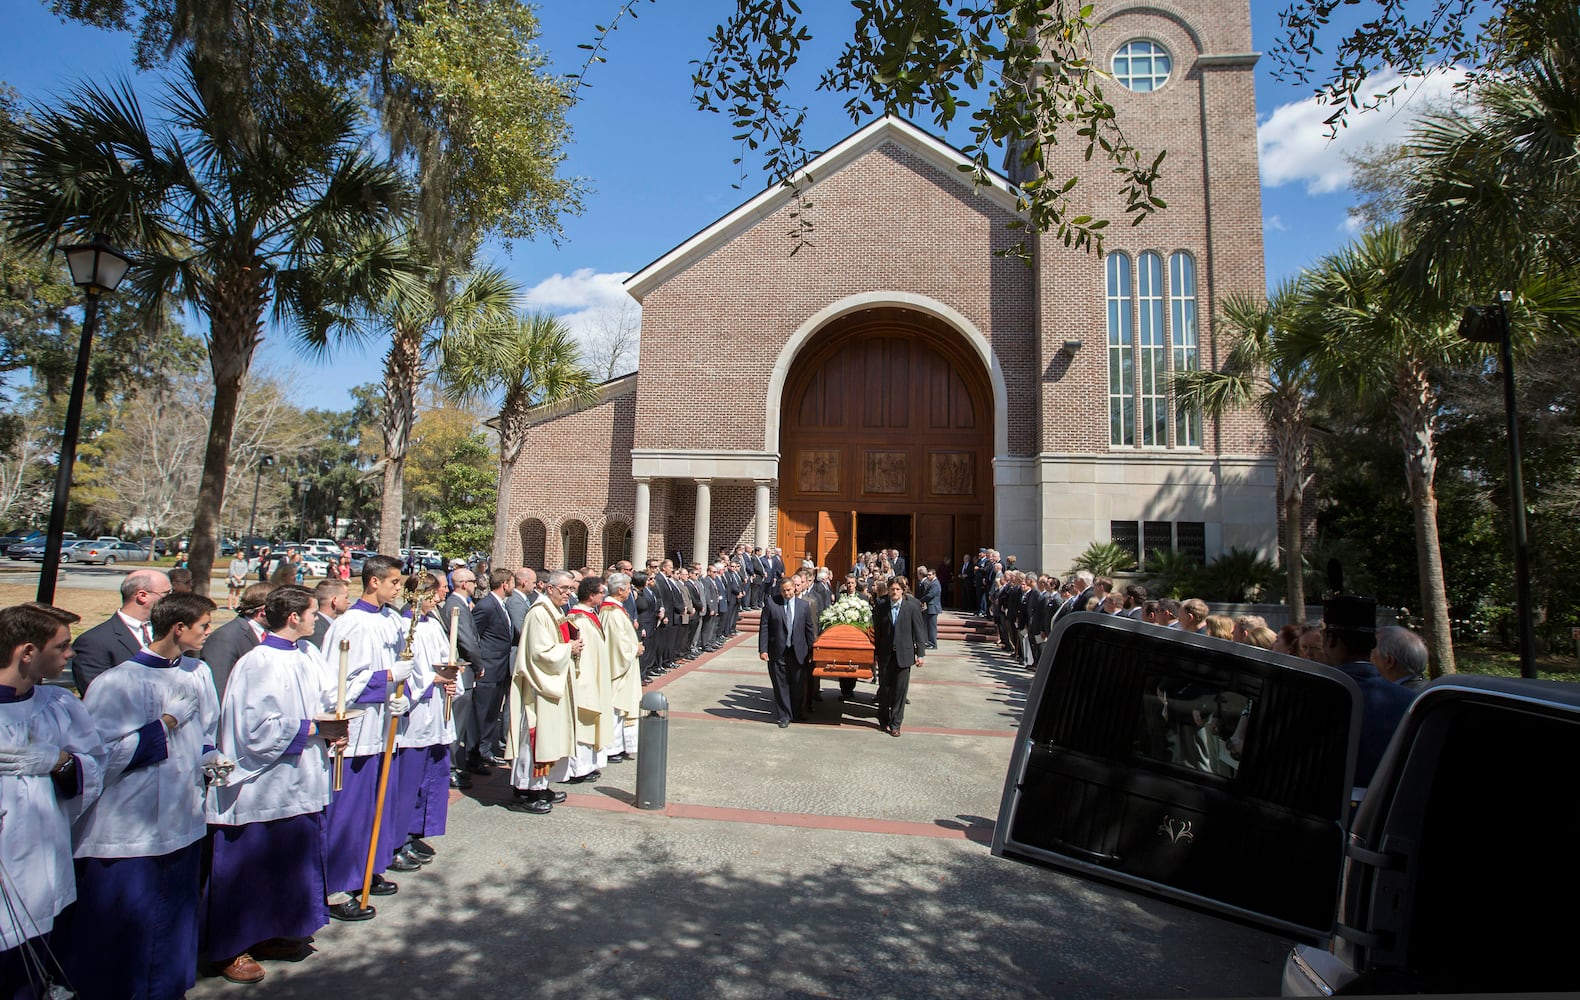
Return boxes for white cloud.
[1258,67,1469,195]
[520,268,639,344]
[1264,214,1288,232]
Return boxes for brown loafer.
[220,953,265,984]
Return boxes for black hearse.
[994,613,1579,995]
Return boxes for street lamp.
[246,454,276,551]
[37,235,131,604]
[299,479,311,544]
[1459,291,1535,679]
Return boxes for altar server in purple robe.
[393,572,458,869]
[65,592,224,1000]
[319,554,412,920]
[205,585,344,984]
[0,602,104,997]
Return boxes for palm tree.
[1299,225,1466,675]
[2,59,408,583]
[439,311,595,567]
[1173,283,1316,622]
[370,255,518,554]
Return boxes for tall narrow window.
[1137,252,1167,446]
[1107,252,1134,446]
[1171,252,1201,447]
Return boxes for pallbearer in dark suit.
[469,568,516,771]
[757,578,815,728]
[873,577,927,737]
[914,566,941,649]
[70,568,171,694]
[202,583,273,701]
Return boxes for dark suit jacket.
[916,577,942,615]
[634,586,659,639]
[810,581,834,617]
[472,592,514,684]
[874,595,927,669]
[71,615,142,695]
[202,614,261,700]
[758,596,815,663]
[309,612,333,651]
[658,574,685,618]
[442,593,479,665]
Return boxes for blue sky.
[1,2,1460,409]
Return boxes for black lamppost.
[37,235,131,604]
[1459,290,1535,679]
[298,479,311,544]
[246,454,276,550]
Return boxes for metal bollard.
[635,690,669,810]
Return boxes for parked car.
[55,539,99,563]
[0,531,41,550]
[74,540,151,565]
[302,537,339,550]
[347,549,375,575]
[135,536,170,556]
[10,534,80,560]
[993,613,1580,996]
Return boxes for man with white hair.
[600,573,642,762]
[70,569,172,694]
[1372,625,1429,690]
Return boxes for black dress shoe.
[777,719,789,729]
[605,752,629,764]
[466,758,492,776]
[387,854,421,873]
[481,754,509,768]
[505,796,552,814]
[407,838,436,858]
[398,846,432,867]
[370,875,398,895]
[535,788,568,804]
[889,726,902,738]
[329,900,376,921]
[450,768,473,789]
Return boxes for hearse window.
[1138,672,1253,778]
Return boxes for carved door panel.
[916,513,953,583]
[779,509,817,568]
[817,510,853,578]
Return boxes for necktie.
[891,604,899,626]
[786,600,794,633]
[140,621,153,646]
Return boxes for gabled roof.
[624,116,1024,300]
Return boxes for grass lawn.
[1451,645,1580,682]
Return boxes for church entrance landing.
[777,307,992,579]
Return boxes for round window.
[1112,40,1172,93]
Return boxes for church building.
[501,0,1275,585]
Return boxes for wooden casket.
[811,624,876,680]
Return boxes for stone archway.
[602,520,632,566]
[777,306,993,579]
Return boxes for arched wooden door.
[778,307,992,579]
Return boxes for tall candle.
[448,605,460,663]
[336,639,349,719]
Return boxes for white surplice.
[321,603,412,757]
[0,686,105,949]
[74,655,218,859]
[207,638,335,826]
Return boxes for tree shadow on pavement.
[233,836,1290,1000]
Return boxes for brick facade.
[500,0,1277,575]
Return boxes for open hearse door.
[994,613,1580,995]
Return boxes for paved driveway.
[190,621,1291,998]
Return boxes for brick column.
[692,479,712,566]
[632,478,651,567]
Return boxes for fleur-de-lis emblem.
[1158,816,1195,845]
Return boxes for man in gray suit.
[443,567,482,781]
[201,582,273,700]
[506,567,536,638]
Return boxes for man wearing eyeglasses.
[71,569,172,694]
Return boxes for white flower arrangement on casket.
[819,594,874,631]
